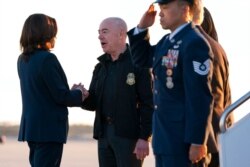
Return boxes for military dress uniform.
[128,23,216,167]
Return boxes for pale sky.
[0,0,249,125]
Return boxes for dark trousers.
[155,154,207,167]
[208,153,219,167]
[155,154,190,167]
[28,141,63,167]
[98,124,142,167]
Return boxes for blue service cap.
[154,0,193,5]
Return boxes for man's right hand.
[189,144,207,164]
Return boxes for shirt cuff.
[192,143,203,146]
[133,26,147,35]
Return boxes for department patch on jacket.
[126,73,135,85]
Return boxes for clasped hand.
[71,83,89,101]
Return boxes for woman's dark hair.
[20,13,57,61]
[201,7,218,41]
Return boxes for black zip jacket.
[82,45,153,140]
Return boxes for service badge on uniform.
[166,76,174,89]
[192,59,210,75]
[126,73,135,85]
[177,40,182,45]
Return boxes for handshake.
[71,83,89,101]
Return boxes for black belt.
[103,116,114,124]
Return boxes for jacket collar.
[97,44,130,63]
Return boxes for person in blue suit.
[17,13,88,167]
[127,0,216,166]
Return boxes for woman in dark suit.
[17,13,87,167]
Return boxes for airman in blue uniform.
[128,0,216,166]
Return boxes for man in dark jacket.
[82,17,153,167]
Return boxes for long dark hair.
[201,7,218,41]
[20,13,57,61]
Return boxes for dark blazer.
[128,23,217,155]
[82,46,153,141]
[197,26,233,146]
[17,50,83,143]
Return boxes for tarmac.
[0,137,155,167]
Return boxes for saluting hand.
[138,4,157,29]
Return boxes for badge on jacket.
[126,73,135,85]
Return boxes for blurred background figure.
[0,135,6,144]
